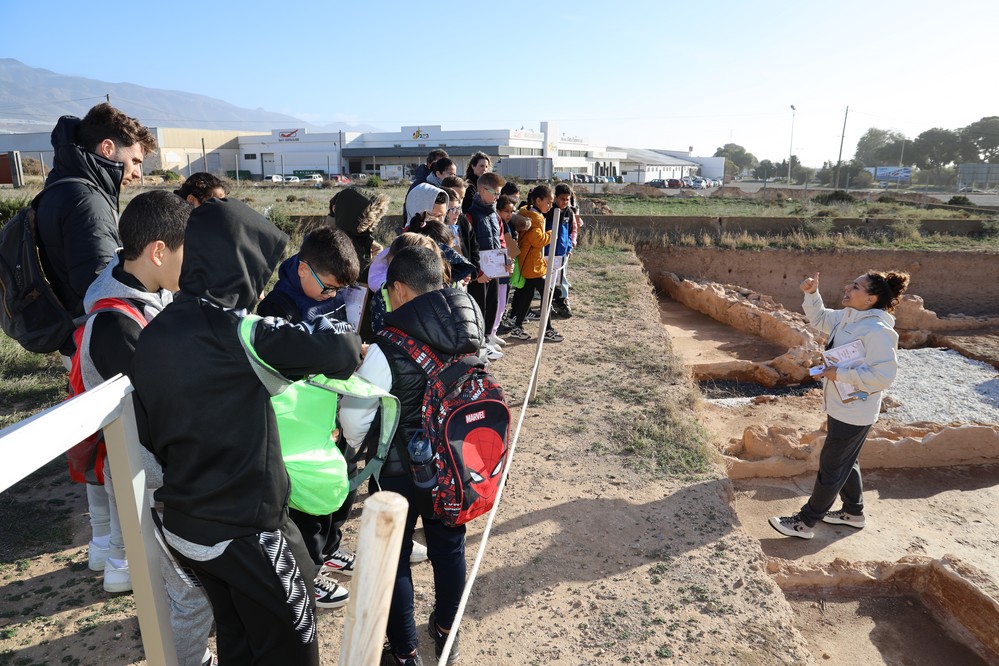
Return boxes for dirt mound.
[576,197,612,215]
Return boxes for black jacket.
[368,288,483,477]
[132,199,362,545]
[36,115,123,351]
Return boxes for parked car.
[647,179,667,188]
[691,178,707,190]
[267,174,283,182]
[307,174,324,183]
[330,174,353,185]
[681,177,693,188]
[666,178,682,189]
[283,175,301,183]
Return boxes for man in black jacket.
[36,102,157,355]
[132,199,361,665]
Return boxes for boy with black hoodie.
[131,198,361,665]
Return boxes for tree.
[961,117,999,162]
[911,128,960,185]
[753,159,776,180]
[854,128,906,165]
[714,143,757,174]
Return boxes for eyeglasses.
[305,262,339,295]
[483,186,499,197]
[447,206,461,216]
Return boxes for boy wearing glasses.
[258,226,359,324]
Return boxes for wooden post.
[529,206,561,401]
[339,491,408,666]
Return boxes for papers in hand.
[479,249,511,279]
[341,285,368,331]
[821,339,869,403]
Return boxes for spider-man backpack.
[379,326,510,527]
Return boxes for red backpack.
[379,327,510,526]
[65,298,146,484]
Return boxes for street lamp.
[787,105,796,186]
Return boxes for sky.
[3,0,998,168]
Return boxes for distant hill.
[0,58,379,135]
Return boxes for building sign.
[277,129,303,142]
[866,166,911,182]
[411,127,429,140]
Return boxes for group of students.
[397,149,581,353]
[67,167,499,665]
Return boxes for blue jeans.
[375,474,466,656]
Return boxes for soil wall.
[639,247,999,316]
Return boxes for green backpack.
[238,315,400,515]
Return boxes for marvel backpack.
[65,298,146,484]
[378,326,511,527]
[0,177,113,353]
[238,314,400,515]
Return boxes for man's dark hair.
[299,226,360,285]
[77,102,157,155]
[174,172,229,204]
[119,190,192,260]
[554,183,574,198]
[440,175,465,191]
[432,157,455,175]
[387,246,443,296]
[426,149,449,166]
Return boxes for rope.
[437,209,564,664]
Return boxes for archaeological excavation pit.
[640,249,999,664]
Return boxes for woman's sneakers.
[314,574,349,609]
[822,510,866,529]
[768,513,815,539]
[486,333,507,347]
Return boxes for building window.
[557,150,587,158]
[394,144,401,148]
[244,153,257,160]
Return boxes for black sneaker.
[428,611,460,664]
[506,326,531,341]
[381,644,423,666]
[525,309,540,321]
[496,322,513,334]
[544,328,564,343]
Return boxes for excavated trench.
[643,255,999,665]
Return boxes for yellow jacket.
[516,206,552,279]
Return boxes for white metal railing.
[0,374,403,666]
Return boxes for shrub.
[286,194,297,202]
[150,169,181,181]
[814,190,854,205]
[948,195,972,206]
[366,175,383,188]
[267,206,296,236]
[0,196,32,224]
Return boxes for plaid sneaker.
[768,513,815,539]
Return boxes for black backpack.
[0,178,96,353]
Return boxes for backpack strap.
[378,325,446,377]
[237,314,401,491]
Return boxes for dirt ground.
[2,248,998,665]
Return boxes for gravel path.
[885,348,999,424]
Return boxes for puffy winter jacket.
[516,206,552,279]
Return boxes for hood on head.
[179,198,288,310]
[405,183,445,223]
[334,186,389,236]
[46,115,122,199]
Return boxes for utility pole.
[787,105,796,185]
[897,139,905,190]
[834,106,849,190]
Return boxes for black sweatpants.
[170,514,319,666]
[799,415,872,526]
[510,277,553,331]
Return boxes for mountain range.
[0,58,378,135]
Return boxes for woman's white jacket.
[804,290,899,426]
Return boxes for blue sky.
[4,1,997,167]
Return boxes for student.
[546,184,577,318]
[366,233,451,337]
[442,186,477,270]
[425,157,457,188]
[256,225,361,610]
[340,246,484,666]
[440,175,467,205]
[75,190,215,666]
[466,172,508,352]
[508,185,563,342]
[330,186,388,272]
[258,226,359,324]
[131,198,362,665]
[769,270,910,539]
[490,195,518,341]
[462,151,491,213]
[402,149,449,227]
[175,172,228,207]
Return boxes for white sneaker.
[486,334,507,347]
[103,558,132,593]
[314,575,349,609]
[321,548,355,577]
[410,540,428,564]
[88,537,110,572]
[485,346,504,361]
